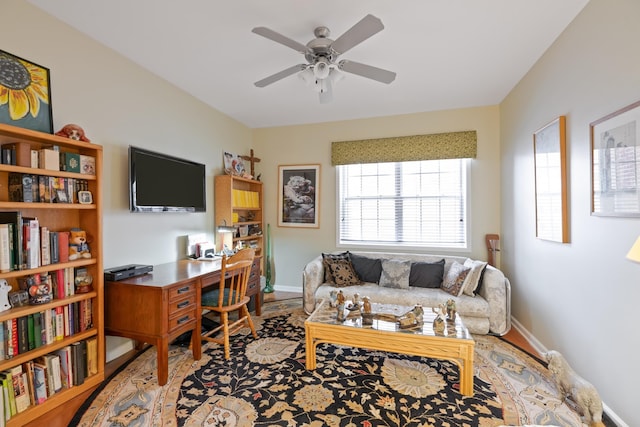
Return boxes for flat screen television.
[129,146,206,212]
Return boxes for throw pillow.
[441,261,471,297]
[322,252,350,284]
[409,259,445,288]
[379,259,411,289]
[350,253,383,283]
[462,259,489,296]
[327,259,362,287]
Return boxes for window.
[337,159,469,250]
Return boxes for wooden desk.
[104,257,262,385]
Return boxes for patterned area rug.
[74,299,587,426]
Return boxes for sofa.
[302,251,511,335]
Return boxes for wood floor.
[30,290,538,426]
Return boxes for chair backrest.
[215,248,255,308]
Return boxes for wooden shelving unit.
[0,123,103,426]
[214,174,264,268]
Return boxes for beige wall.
[501,0,639,424]
[254,106,501,289]
[2,0,253,360]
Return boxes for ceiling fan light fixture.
[298,67,315,86]
[313,57,331,80]
[329,68,344,85]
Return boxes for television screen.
[129,146,206,212]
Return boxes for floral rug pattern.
[75,300,586,427]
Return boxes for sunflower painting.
[0,50,53,133]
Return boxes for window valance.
[331,130,477,165]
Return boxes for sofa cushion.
[350,253,382,283]
[379,259,411,289]
[462,259,488,296]
[441,261,471,296]
[327,258,362,287]
[322,252,350,284]
[409,259,445,288]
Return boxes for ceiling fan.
[252,14,396,104]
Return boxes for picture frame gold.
[533,116,569,242]
[0,49,53,133]
[590,100,640,217]
[278,164,320,228]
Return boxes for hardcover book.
[32,363,48,404]
[70,341,86,386]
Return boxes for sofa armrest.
[477,265,512,335]
[303,255,325,314]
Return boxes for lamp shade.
[217,219,235,234]
[626,236,640,263]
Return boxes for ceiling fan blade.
[331,14,384,55]
[254,64,306,87]
[252,27,309,54]
[339,60,396,84]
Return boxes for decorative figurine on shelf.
[55,124,91,142]
[413,304,424,323]
[75,270,94,294]
[352,292,360,306]
[336,290,346,321]
[329,290,338,307]
[362,296,372,314]
[0,279,11,312]
[446,299,457,321]
[27,274,52,305]
[361,296,373,325]
[68,228,91,260]
[433,317,445,335]
[432,303,447,322]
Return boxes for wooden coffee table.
[305,299,476,396]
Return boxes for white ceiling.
[29,0,589,129]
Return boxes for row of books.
[0,211,77,273]
[0,142,96,175]
[0,337,97,422]
[7,173,89,204]
[231,189,260,208]
[0,300,93,361]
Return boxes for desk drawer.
[168,310,196,332]
[169,294,196,315]
[169,281,197,301]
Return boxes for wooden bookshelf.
[0,123,103,426]
[214,174,264,266]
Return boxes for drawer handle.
[177,300,190,309]
[177,315,190,324]
[177,286,191,294]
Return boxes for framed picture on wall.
[278,164,320,228]
[590,100,640,217]
[0,49,53,133]
[533,116,569,242]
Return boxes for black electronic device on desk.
[104,264,153,281]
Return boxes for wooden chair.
[201,248,257,359]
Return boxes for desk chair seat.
[201,248,257,359]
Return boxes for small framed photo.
[56,189,69,203]
[78,190,93,204]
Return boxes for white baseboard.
[510,316,627,427]
[267,284,302,293]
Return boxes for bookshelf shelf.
[0,123,104,426]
